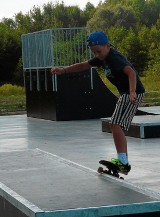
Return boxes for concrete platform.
[0,113,160,216]
[0,149,159,217]
[139,106,160,115]
[102,115,160,139]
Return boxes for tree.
[0,23,21,83]
[15,12,32,33]
[119,28,148,74]
[87,7,114,32]
[43,2,55,29]
[67,6,82,27]
[107,26,128,47]
[81,2,96,25]
[1,18,16,29]
[87,4,137,32]
[29,6,44,31]
[103,0,160,27]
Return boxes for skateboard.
[98,160,124,180]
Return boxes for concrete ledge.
[102,115,160,139]
[0,182,42,217]
[0,149,160,217]
[35,202,160,217]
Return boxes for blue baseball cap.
[87,31,112,46]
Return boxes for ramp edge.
[35,201,160,217]
[0,182,43,217]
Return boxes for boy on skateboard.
[51,31,145,174]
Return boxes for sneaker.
[110,158,131,175]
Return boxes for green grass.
[0,84,26,114]
[99,72,160,106]
[141,75,160,106]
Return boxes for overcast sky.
[0,0,101,20]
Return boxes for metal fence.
[21,27,91,70]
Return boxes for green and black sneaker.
[110,158,131,175]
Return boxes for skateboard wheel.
[98,167,104,173]
[120,177,124,180]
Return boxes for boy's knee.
[110,123,121,131]
[110,123,116,130]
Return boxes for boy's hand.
[51,68,65,75]
[130,91,137,104]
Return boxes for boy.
[51,31,145,174]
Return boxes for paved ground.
[0,107,160,193]
[0,106,160,216]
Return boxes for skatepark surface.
[0,106,160,216]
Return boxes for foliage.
[87,4,137,31]
[0,84,26,113]
[0,83,24,96]
[0,0,159,86]
[0,23,21,83]
[87,0,160,74]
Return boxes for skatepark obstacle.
[22,27,150,121]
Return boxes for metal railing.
[21,27,91,69]
[21,27,92,92]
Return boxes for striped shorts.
[111,93,145,131]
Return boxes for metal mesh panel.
[22,29,53,69]
[21,27,90,70]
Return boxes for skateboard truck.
[98,160,124,180]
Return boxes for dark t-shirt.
[88,48,145,94]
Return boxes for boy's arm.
[51,61,91,75]
[122,66,137,104]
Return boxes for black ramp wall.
[25,68,147,121]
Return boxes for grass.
[0,84,26,115]
[140,75,160,106]
[99,72,160,106]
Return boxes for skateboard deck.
[98,160,124,180]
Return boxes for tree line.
[0,0,159,85]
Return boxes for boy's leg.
[110,124,127,154]
[109,93,145,171]
[110,123,128,165]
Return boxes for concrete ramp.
[0,149,160,217]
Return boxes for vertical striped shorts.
[111,93,145,131]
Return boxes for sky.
[0,0,101,20]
